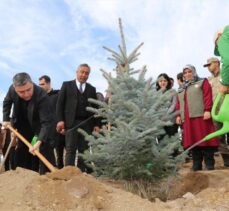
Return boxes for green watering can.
[186,93,229,151]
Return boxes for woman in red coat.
[176,64,219,171]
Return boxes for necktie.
[79,83,83,93]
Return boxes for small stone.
[155,198,163,203]
[182,192,195,200]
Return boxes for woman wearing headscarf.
[156,73,178,137]
[176,65,219,171]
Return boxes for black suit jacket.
[3,84,54,144]
[56,80,98,129]
[48,89,59,112]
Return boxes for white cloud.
[0,2,49,62]
[0,61,10,71]
[0,0,229,121]
[64,0,229,83]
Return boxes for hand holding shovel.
[29,136,42,156]
[6,125,56,173]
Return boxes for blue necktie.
[79,83,83,93]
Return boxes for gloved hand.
[29,140,42,155]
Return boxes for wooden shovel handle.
[0,133,15,172]
[7,125,56,172]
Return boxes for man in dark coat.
[39,75,65,169]
[56,63,99,172]
[2,72,55,174]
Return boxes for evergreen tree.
[79,18,183,181]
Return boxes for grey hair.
[13,72,32,87]
[77,63,91,71]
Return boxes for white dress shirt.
[76,80,86,93]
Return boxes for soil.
[0,156,229,211]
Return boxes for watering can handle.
[211,93,222,121]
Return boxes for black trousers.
[65,119,93,173]
[55,134,65,169]
[2,145,16,171]
[15,141,55,175]
[14,126,39,172]
[191,146,218,171]
[39,143,56,175]
[15,141,39,172]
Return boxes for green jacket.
[215,25,229,86]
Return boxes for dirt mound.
[1,157,229,211]
[0,167,163,211]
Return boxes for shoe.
[206,166,214,170]
[221,154,229,167]
[192,165,202,171]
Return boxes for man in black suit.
[2,72,55,174]
[56,63,99,172]
[39,75,65,169]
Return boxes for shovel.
[0,133,15,172]
[185,93,229,152]
[6,125,56,173]
[0,130,9,172]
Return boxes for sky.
[0,0,229,121]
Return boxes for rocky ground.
[0,156,229,211]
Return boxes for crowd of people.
[0,64,100,174]
[0,25,229,174]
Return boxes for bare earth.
[0,156,229,211]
